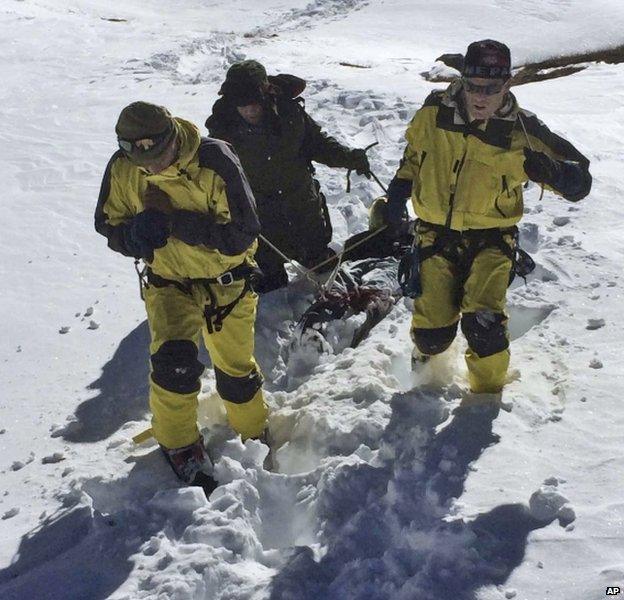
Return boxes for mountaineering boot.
[411,346,431,371]
[160,435,218,495]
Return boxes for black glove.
[384,200,407,228]
[384,177,411,230]
[523,147,562,185]
[349,149,371,178]
[125,209,170,261]
[170,210,211,246]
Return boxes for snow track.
[250,0,371,36]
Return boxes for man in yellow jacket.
[385,40,591,394]
[95,101,268,488]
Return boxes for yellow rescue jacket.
[396,81,590,231]
[95,118,259,281]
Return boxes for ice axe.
[346,142,388,194]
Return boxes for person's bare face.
[237,103,264,125]
[462,77,510,121]
[140,137,179,174]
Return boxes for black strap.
[145,263,256,333]
[146,262,255,291]
[203,279,251,334]
[146,270,193,295]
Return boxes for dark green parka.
[205,75,361,269]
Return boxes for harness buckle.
[216,271,235,286]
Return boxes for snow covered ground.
[1,0,623,598]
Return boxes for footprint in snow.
[42,452,65,464]
[586,318,605,330]
[2,507,19,520]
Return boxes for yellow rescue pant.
[411,228,513,393]
[144,278,268,449]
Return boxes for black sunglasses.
[462,78,506,96]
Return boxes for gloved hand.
[170,210,210,246]
[143,182,174,213]
[349,149,371,178]
[523,147,562,185]
[125,209,170,261]
[384,177,412,232]
[383,200,407,227]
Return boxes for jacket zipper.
[501,175,510,196]
[495,175,509,217]
[445,151,467,228]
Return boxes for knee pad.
[151,340,204,394]
[461,311,509,358]
[411,322,458,355]
[215,366,263,404]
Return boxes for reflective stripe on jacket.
[396,80,591,231]
[94,118,260,281]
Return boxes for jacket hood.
[140,117,201,179]
[172,117,201,169]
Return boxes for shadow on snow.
[59,321,151,443]
[60,283,302,444]
[269,391,556,600]
[0,449,172,600]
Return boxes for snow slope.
[1,1,623,599]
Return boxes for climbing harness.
[397,220,536,302]
[141,262,260,334]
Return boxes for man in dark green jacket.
[206,60,371,293]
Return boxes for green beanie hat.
[219,60,269,106]
[115,101,177,164]
[115,101,174,140]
